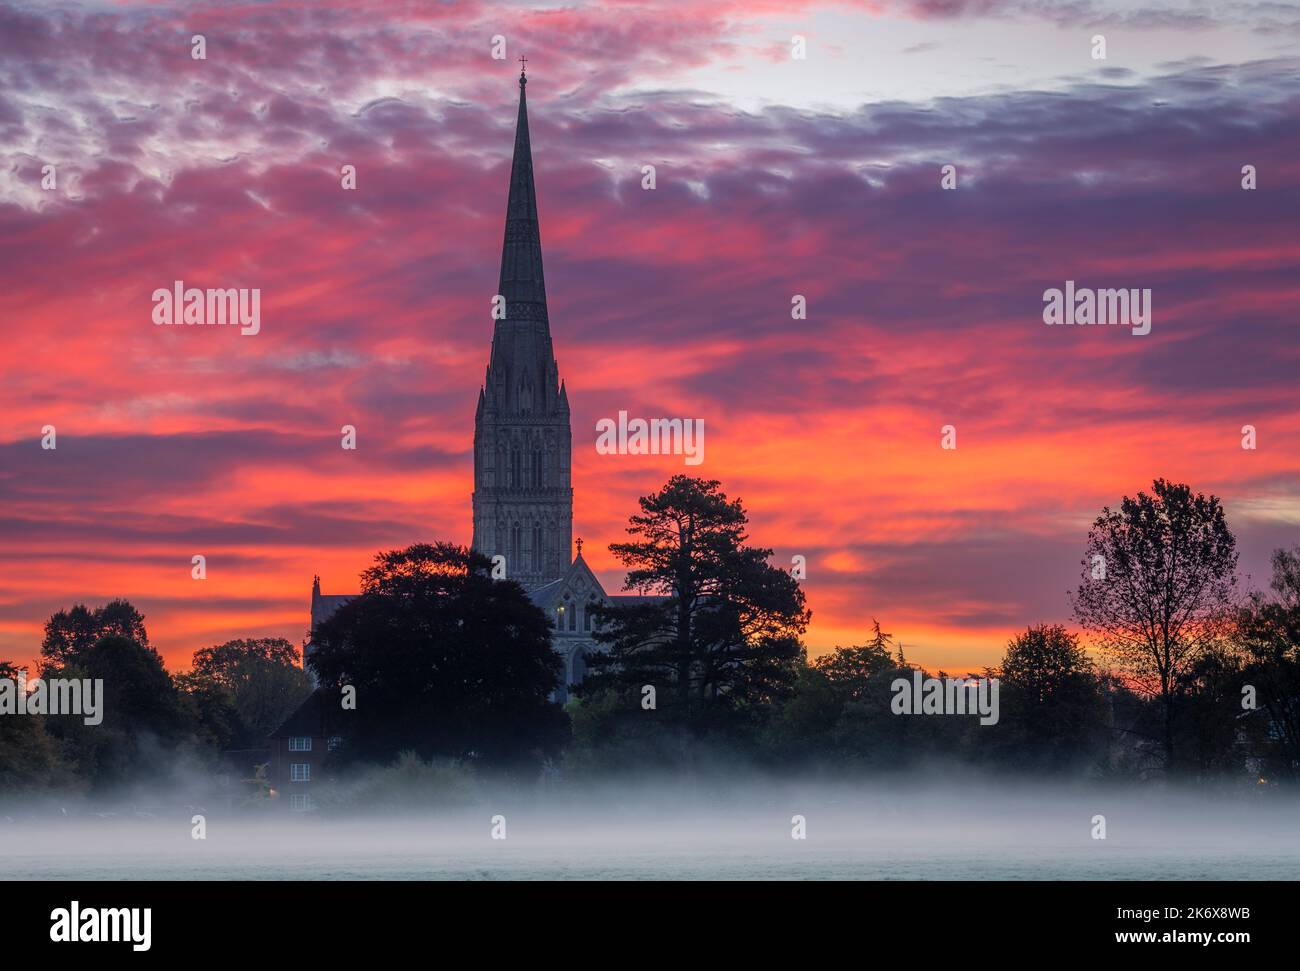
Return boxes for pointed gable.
[528,552,607,612]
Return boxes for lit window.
[288,737,312,752]
[291,763,310,783]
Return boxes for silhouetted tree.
[770,621,917,768]
[308,543,567,772]
[41,599,148,672]
[757,665,842,766]
[811,620,897,700]
[581,476,809,734]
[1071,479,1238,772]
[188,637,312,746]
[1097,671,1165,779]
[0,661,66,794]
[1237,546,1300,780]
[995,624,1109,771]
[44,633,189,790]
[1173,646,1249,780]
[174,672,243,753]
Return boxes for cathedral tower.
[472,65,573,588]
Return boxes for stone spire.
[498,59,546,316]
[472,66,574,588]
[480,60,565,420]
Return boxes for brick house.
[268,689,344,811]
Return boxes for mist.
[7,767,1299,880]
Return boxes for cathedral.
[310,65,629,700]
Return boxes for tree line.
[569,476,1300,783]
[4,475,1298,799]
[1,605,312,796]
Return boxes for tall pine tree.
[581,476,809,731]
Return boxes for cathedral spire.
[482,61,561,418]
[473,67,574,590]
[497,56,546,317]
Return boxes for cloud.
[0,1,1297,671]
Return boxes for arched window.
[532,525,542,573]
[585,600,596,631]
[511,449,521,488]
[511,524,521,569]
[533,449,543,488]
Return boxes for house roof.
[270,688,345,739]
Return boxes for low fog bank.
[6,768,1299,880]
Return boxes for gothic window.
[511,449,521,488]
[533,449,543,488]
[585,600,596,631]
[511,524,521,568]
[532,525,542,573]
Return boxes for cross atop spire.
[576,537,583,557]
[518,54,527,85]
[493,63,548,325]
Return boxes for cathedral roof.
[310,594,352,630]
[527,553,607,610]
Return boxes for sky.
[1,0,1298,674]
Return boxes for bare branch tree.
[1070,479,1238,772]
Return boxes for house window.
[290,763,311,783]
[288,737,312,752]
[290,793,313,812]
[327,736,343,752]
